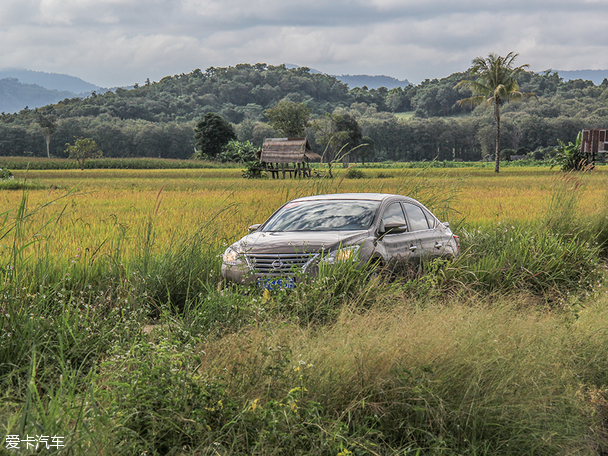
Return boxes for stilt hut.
[260,138,321,178]
[581,129,608,165]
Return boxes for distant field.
[393,111,471,120]
[0,156,229,170]
[393,111,415,120]
[0,166,604,267]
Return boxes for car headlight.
[322,245,361,264]
[222,246,240,265]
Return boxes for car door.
[377,202,421,263]
[402,202,448,260]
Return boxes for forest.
[0,63,607,162]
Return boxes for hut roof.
[260,138,321,163]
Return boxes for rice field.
[2,166,606,264]
[2,164,608,455]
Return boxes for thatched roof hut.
[260,138,321,164]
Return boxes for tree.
[219,139,258,163]
[455,52,535,173]
[312,110,363,173]
[193,113,236,159]
[264,99,311,137]
[65,138,102,170]
[37,113,57,158]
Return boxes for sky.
[2,0,608,88]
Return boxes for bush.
[98,335,228,455]
[549,132,591,171]
[219,139,258,163]
[0,168,13,179]
[242,161,265,178]
[344,167,365,179]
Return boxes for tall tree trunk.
[46,138,50,158]
[494,97,501,174]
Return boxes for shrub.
[242,161,265,178]
[344,167,365,179]
[0,168,14,180]
[549,132,591,171]
[219,139,258,163]
[98,335,228,455]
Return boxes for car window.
[403,203,429,231]
[422,208,436,228]
[381,202,407,228]
[262,200,380,231]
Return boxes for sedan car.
[221,193,459,286]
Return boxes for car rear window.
[403,203,430,231]
[262,200,380,232]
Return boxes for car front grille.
[246,252,319,274]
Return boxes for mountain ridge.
[0,68,101,93]
[553,69,608,85]
[334,74,411,89]
[1,66,607,114]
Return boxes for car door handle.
[435,242,443,249]
[409,245,417,251]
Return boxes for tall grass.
[439,224,603,298]
[408,173,608,300]
[0,179,47,190]
[154,295,605,455]
[2,168,608,454]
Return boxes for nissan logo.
[271,259,284,269]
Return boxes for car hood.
[232,230,370,254]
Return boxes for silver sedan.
[221,193,459,287]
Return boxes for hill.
[0,69,101,93]
[1,63,607,163]
[0,78,76,113]
[0,69,108,113]
[335,74,411,89]
[557,69,608,85]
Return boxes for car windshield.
[262,200,380,232]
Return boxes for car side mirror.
[443,222,450,228]
[381,221,407,234]
[248,223,261,232]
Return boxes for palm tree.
[37,113,57,158]
[455,52,535,173]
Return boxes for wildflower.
[248,398,260,412]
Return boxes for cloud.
[1,0,607,86]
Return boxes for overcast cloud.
[1,0,607,87]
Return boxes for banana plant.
[549,132,591,171]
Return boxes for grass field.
[2,165,608,455]
[1,166,606,264]
[393,112,416,120]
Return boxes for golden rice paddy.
[2,166,607,264]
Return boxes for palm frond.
[455,79,491,95]
[455,95,487,109]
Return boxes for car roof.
[290,193,417,203]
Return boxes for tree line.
[0,63,607,162]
